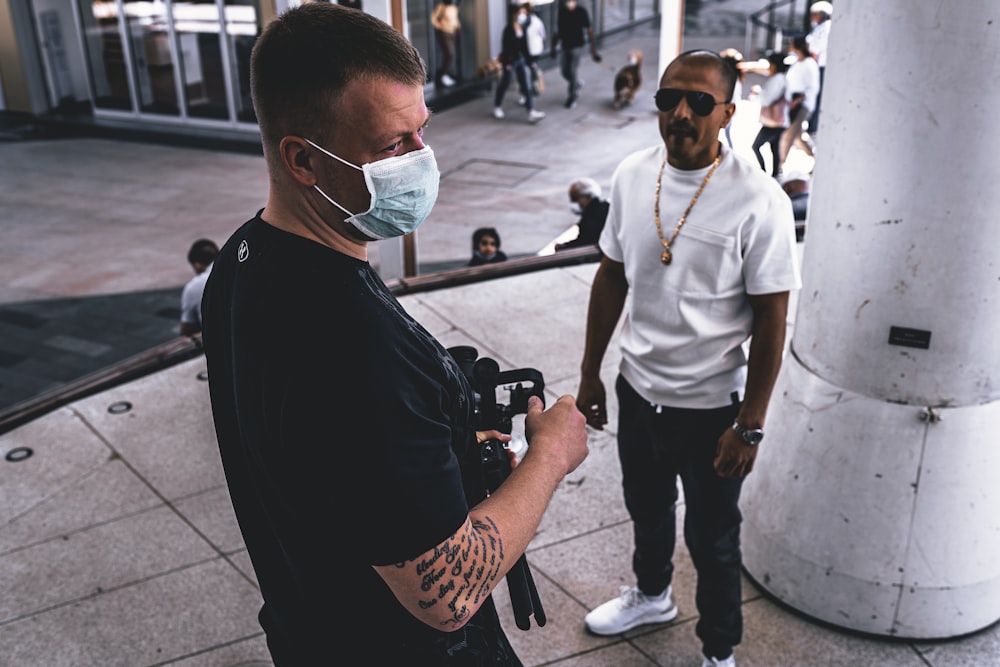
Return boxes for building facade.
[0,0,658,140]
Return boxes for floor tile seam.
[525,516,632,561]
[0,498,165,559]
[143,631,269,667]
[735,593,934,656]
[0,551,234,628]
[69,407,236,560]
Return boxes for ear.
[279,136,318,187]
[722,101,737,128]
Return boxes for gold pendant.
[661,249,672,265]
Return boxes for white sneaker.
[518,95,527,105]
[493,107,505,119]
[441,74,456,87]
[527,109,546,123]
[702,655,736,667]
[584,585,678,635]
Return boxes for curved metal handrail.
[743,0,812,59]
[0,246,601,436]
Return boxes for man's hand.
[575,375,607,430]
[476,430,515,467]
[713,427,759,478]
[524,394,589,476]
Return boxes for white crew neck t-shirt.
[599,142,801,409]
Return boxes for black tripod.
[448,345,547,631]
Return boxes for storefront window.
[76,0,256,124]
[79,0,132,110]
[224,0,258,123]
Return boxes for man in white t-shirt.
[806,1,832,134]
[577,50,801,667]
[179,238,218,336]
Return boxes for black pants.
[809,67,825,133]
[616,375,744,660]
[495,59,533,111]
[752,126,785,177]
[435,30,457,82]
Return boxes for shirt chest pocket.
[670,223,742,297]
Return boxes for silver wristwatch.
[733,421,764,446]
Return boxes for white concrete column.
[657,0,683,82]
[742,0,1000,639]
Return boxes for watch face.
[735,423,763,445]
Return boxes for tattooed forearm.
[405,515,508,627]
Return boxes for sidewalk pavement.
[2,10,997,667]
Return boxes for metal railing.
[744,0,813,59]
[0,246,601,435]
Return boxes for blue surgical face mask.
[304,138,440,240]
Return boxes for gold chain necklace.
[654,152,722,265]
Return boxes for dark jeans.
[495,59,533,110]
[615,375,744,660]
[435,30,457,81]
[752,126,785,177]
[559,46,583,99]
[809,67,825,132]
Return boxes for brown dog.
[476,58,502,81]
[613,50,643,109]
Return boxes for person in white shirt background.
[518,1,547,103]
[179,238,218,336]
[805,1,832,137]
[778,36,820,175]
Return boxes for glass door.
[223,0,258,123]
[76,0,258,126]
[79,0,133,110]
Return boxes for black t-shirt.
[202,213,519,665]
[555,6,591,49]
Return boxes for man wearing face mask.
[200,5,589,665]
[555,177,609,251]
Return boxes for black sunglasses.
[654,88,728,116]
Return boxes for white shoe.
[493,107,505,119]
[441,74,456,87]
[518,95,527,105]
[702,655,736,667]
[584,585,677,635]
[527,109,546,123]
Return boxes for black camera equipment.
[447,345,547,631]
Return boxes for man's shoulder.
[620,144,661,167]
[611,145,661,190]
[724,150,788,202]
[184,269,211,293]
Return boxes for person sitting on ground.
[180,238,218,336]
[468,226,508,265]
[556,177,609,251]
[781,172,810,241]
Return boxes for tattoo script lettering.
[408,516,506,627]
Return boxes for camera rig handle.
[448,345,547,630]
